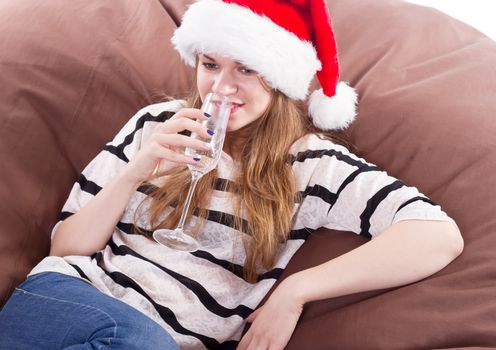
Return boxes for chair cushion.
[274,0,496,348]
[0,0,193,304]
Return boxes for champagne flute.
[152,92,232,251]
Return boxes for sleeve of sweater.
[291,134,457,239]
[50,100,185,239]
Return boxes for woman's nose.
[211,70,237,95]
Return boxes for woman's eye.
[202,63,218,70]
[240,67,257,75]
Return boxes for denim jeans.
[0,272,179,350]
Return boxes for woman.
[0,1,463,349]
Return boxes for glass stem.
[176,171,202,231]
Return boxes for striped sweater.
[30,100,456,349]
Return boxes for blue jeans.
[0,272,179,350]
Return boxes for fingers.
[170,108,209,121]
[155,133,211,152]
[246,307,262,323]
[237,308,261,350]
[151,143,200,166]
[237,303,293,350]
[236,331,252,350]
[144,108,214,174]
[237,331,271,350]
[157,117,212,139]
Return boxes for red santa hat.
[172,0,358,130]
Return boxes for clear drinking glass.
[152,92,232,251]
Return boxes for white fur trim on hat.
[309,82,358,130]
[172,0,321,100]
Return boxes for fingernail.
[193,155,201,162]
[203,142,212,149]
[204,112,211,118]
[207,129,215,136]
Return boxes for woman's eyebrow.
[202,54,216,61]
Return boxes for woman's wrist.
[118,165,147,190]
[279,272,312,306]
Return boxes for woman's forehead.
[199,53,243,65]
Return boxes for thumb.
[151,161,161,176]
[246,306,262,323]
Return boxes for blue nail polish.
[204,112,211,118]
[193,155,201,162]
[207,129,215,136]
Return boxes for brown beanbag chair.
[0,0,193,303]
[277,1,496,349]
[1,0,495,348]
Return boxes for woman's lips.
[230,103,243,114]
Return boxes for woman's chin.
[226,124,239,132]
[226,117,241,132]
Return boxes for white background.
[405,0,496,40]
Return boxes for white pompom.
[308,82,358,130]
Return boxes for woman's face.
[196,53,272,132]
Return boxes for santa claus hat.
[172,0,358,130]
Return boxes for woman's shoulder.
[289,133,350,156]
[111,99,187,147]
[134,99,187,120]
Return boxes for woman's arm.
[50,107,211,257]
[237,219,463,350]
[286,219,463,302]
[49,170,142,257]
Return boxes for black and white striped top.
[30,100,456,349]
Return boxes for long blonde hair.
[136,82,342,282]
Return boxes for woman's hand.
[123,108,212,184]
[237,278,304,350]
